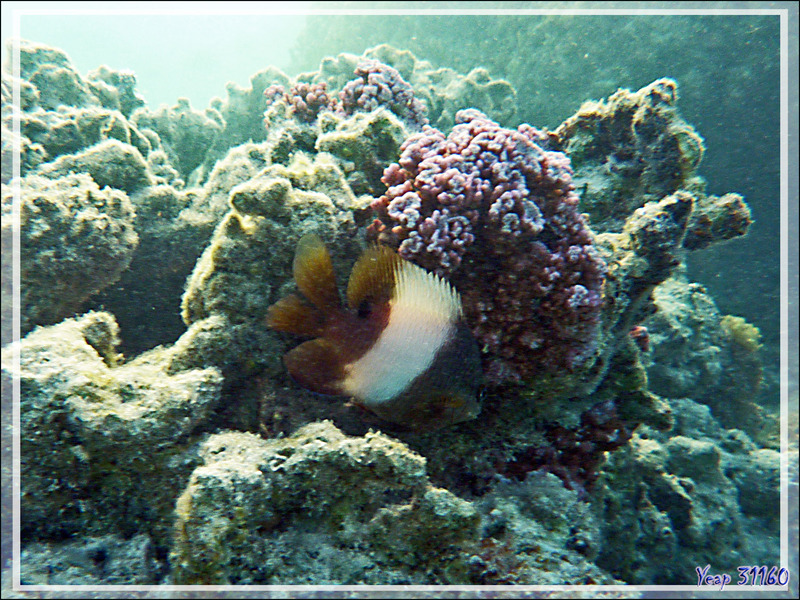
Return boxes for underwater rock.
[199,66,290,179]
[200,140,273,221]
[27,58,97,111]
[13,39,145,115]
[731,448,781,521]
[1,173,138,335]
[3,40,150,182]
[182,152,365,325]
[85,64,146,118]
[418,65,518,131]
[592,397,780,584]
[131,97,224,180]
[170,421,479,584]
[316,108,408,195]
[170,422,620,585]
[2,311,223,545]
[470,471,618,584]
[0,118,46,185]
[20,106,152,168]
[262,60,419,197]
[92,183,215,354]
[20,533,160,585]
[146,148,184,187]
[683,192,752,250]
[556,78,705,233]
[644,273,774,447]
[35,138,153,195]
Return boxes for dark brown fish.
[267,234,482,430]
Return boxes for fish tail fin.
[266,294,324,337]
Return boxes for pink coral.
[368,110,606,384]
[339,60,428,131]
[264,82,334,122]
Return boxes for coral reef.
[170,421,619,585]
[315,108,408,195]
[198,67,290,180]
[85,64,146,118]
[20,534,162,585]
[368,109,606,384]
[1,173,138,335]
[3,311,223,546]
[4,36,779,588]
[92,183,216,355]
[176,150,369,421]
[644,274,775,447]
[471,472,617,584]
[683,192,753,250]
[257,46,516,195]
[264,81,334,123]
[170,422,479,584]
[3,39,243,351]
[314,44,517,130]
[555,78,705,233]
[2,40,150,183]
[35,138,153,194]
[338,58,428,131]
[592,397,780,584]
[17,105,153,171]
[131,97,224,180]
[182,152,365,329]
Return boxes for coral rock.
[36,138,153,194]
[2,173,138,335]
[170,422,478,584]
[556,78,705,233]
[2,312,223,545]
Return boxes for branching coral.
[368,109,606,383]
[264,81,335,123]
[338,59,428,131]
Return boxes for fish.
[266,234,483,430]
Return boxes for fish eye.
[357,300,372,318]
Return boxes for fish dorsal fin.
[293,234,339,311]
[391,259,463,322]
[346,244,401,310]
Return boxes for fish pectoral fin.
[346,244,399,310]
[266,294,323,336]
[284,338,345,396]
[293,234,340,311]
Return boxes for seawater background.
[1,3,794,397]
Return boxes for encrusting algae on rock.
[5,36,780,587]
[267,234,483,430]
